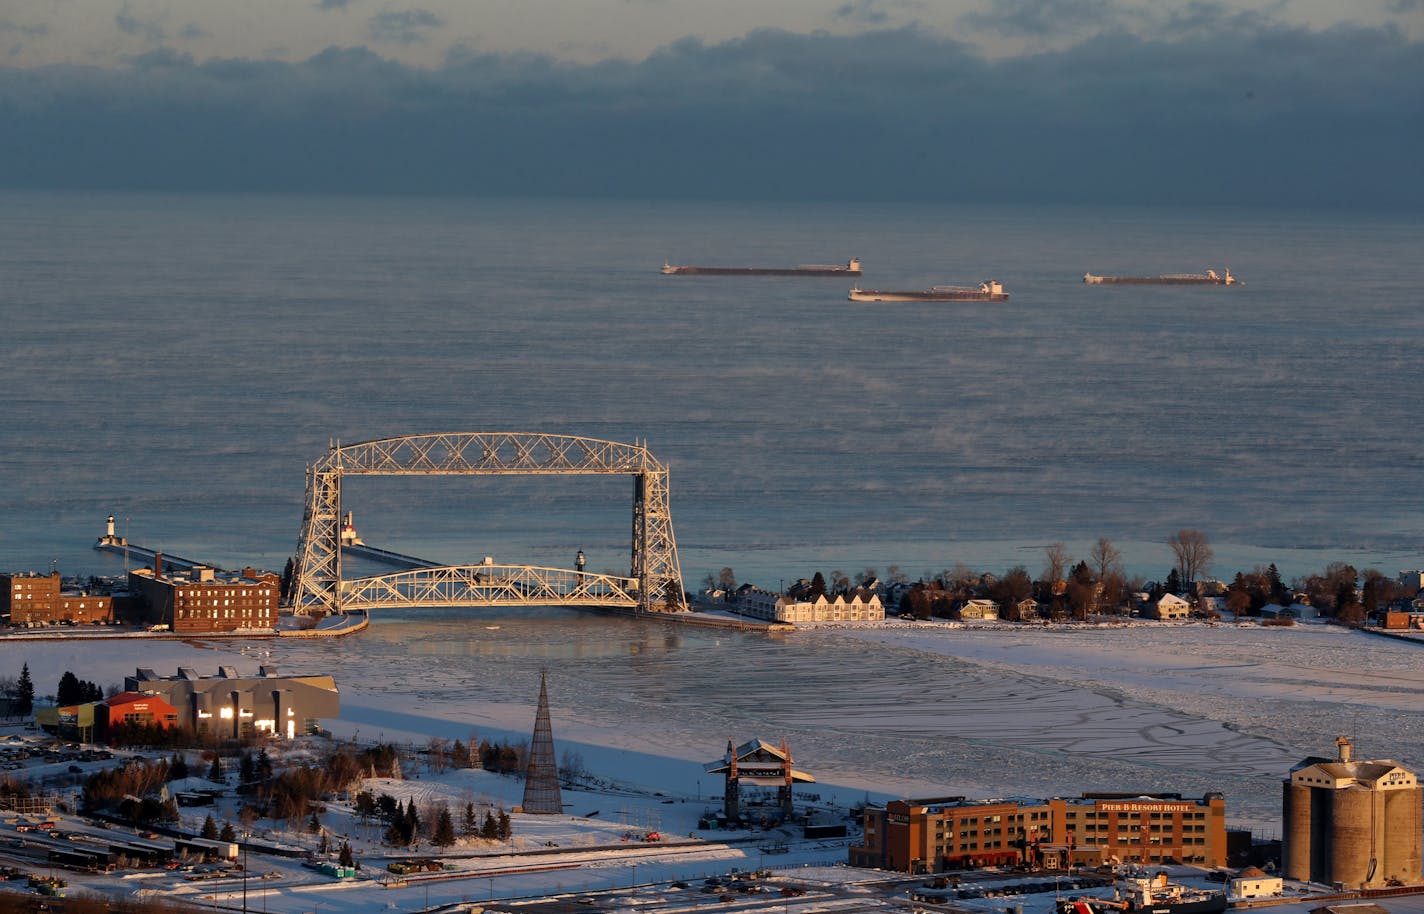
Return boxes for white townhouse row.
[733,588,884,624]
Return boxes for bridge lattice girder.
[291,432,684,614]
[338,564,638,610]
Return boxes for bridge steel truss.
[337,563,638,611]
[290,432,685,615]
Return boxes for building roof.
[704,738,815,783]
[104,691,176,711]
[1310,905,1391,914]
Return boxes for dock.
[94,540,221,573]
[341,542,442,569]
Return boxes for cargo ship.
[848,280,1007,302]
[1083,268,1239,285]
[662,257,861,276]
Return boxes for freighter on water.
[1083,268,1239,285]
[848,280,1007,303]
[662,257,861,276]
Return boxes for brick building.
[1,572,113,625]
[851,791,1227,873]
[126,557,278,634]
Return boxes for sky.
[1,0,1421,206]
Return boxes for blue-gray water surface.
[2,191,1421,585]
[4,194,1424,835]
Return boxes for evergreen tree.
[256,749,274,781]
[480,811,498,840]
[384,820,406,847]
[56,671,83,705]
[1268,563,1286,603]
[16,664,33,716]
[451,739,468,768]
[239,752,256,784]
[497,810,511,840]
[168,753,189,781]
[219,822,236,842]
[808,572,827,600]
[280,557,295,600]
[201,814,218,839]
[1164,567,1183,595]
[404,799,419,839]
[208,757,223,782]
[338,840,354,868]
[433,806,456,847]
[462,802,477,836]
[308,810,322,834]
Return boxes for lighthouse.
[98,514,126,547]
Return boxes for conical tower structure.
[521,671,563,815]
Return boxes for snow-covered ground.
[6,613,1424,910]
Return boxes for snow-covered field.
[7,612,1424,911]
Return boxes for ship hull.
[1131,896,1228,914]
[849,289,1007,302]
[1085,276,1230,285]
[663,266,861,276]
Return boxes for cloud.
[960,0,1129,37]
[317,0,355,9]
[368,9,445,44]
[0,20,48,38]
[115,3,165,43]
[0,22,1418,208]
[833,0,899,25]
[180,24,210,41]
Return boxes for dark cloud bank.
[2,23,1420,207]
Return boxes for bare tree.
[1089,537,1122,583]
[1043,543,1071,585]
[1167,529,1214,585]
[717,567,737,591]
[427,737,448,774]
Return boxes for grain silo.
[1282,736,1421,887]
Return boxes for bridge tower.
[290,433,685,615]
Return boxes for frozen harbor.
[13,611,1424,837]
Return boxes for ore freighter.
[662,257,861,276]
[1083,268,1239,285]
[848,280,1007,302]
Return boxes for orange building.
[851,796,1032,871]
[1,572,113,625]
[127,559,279,634]
[1049,792,1226,867]
[851,791,1227,873]
[100,692,180,736]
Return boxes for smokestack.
[153,552,163,579]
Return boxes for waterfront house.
[1151,593,1191,620]
[958,599,999,621]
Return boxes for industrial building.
[2,571,113,625]
[851,791,1227,873]
[126,555,279,634]
[124,666,339,740]
[1282,737,1422,888]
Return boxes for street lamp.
[241,829,249,914]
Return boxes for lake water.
[5,191,1424,835]
[2,191,1421,588]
